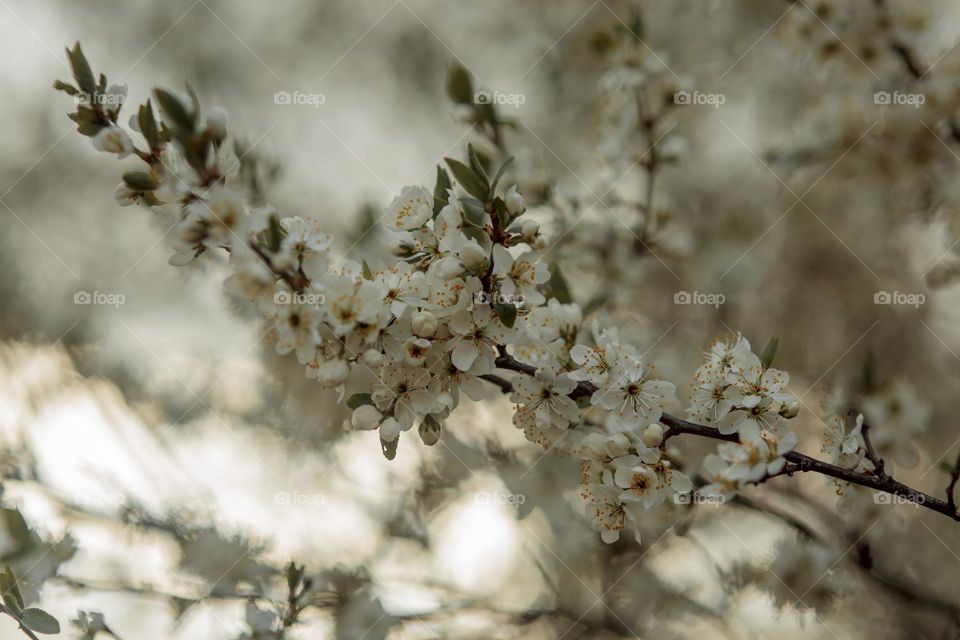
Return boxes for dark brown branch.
[492,353,960,523]
[946,448,960,514]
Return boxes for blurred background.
[3,0,960,637]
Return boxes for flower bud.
[521,219,539,242]
[779,399,800,419]
[505,185,525,216]
[207,106,229,141]
[411,310,438,338]
[418,414,442,446]
[458,241,488,271]
[360,349,383,368]
[641,423,664,448]
[433,256,464,280]
[351,404,381,430]
[379,416,403,442]
[91,126,133,158]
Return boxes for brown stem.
[491,354,960,523]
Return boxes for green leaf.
[467,144,489,183]
[68,108,103,137]
[52,80,78,96]
[285,561,304,593]
[19,609,60,635]
[66,42,96,95]
[489,156,514,194]
[153,88,194,130]
[446,64,473,104]
[432,166,451,216]
[380,434,399,460]
[361,260,374,280]
[122,171,157,192]
[544,265,572,304]
[445,157,489,201]
[138,100,160,149]
[759,335,779,369]
[347,393,372,409]
[493,301,517,329]
[266,214,284,253]
[0,566,23,614]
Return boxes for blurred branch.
[731,492,960,621]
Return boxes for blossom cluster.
[56,44,813,547]
[687,335,800,499]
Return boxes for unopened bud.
[418,414,442,446]
[641,423,664,448]
[505,185,525,216]
[411,310,438,338]
[521,219,539,242]
[351,404,381,431]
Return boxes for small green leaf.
[153,88,194,130]
[285,561,304,593]
[52,80,78,96]
[122,171,157,192]
[19,608,60,634]
[361,260,374,280]
[66,42,96,95]
[467,144,489,183]
[544,265,572,304]
[138,100,160,149]
[0,566,24,614]
[494,301,517,329]
[489,156,514,194]
[759,335,779,369]
[266,214,284,253]
[347,393,372,410]
[432,166,451,216]
[446,64,473,104]
[445,157,489,201]
[380,434,399,460]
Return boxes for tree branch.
[491,354,960,523]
